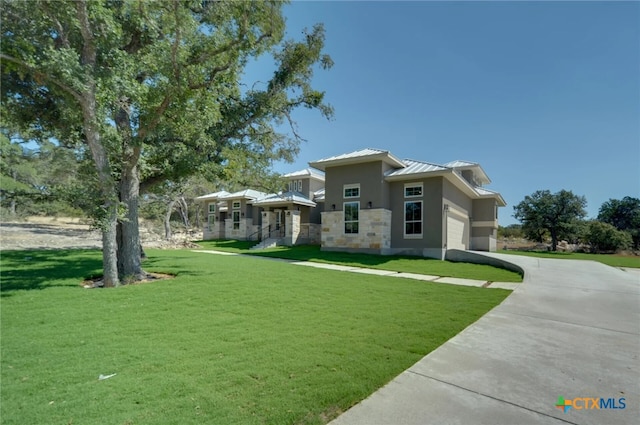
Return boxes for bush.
[585,221,632,253]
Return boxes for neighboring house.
[198,148,505,259]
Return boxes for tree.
[584,221,632,253]
[513,190,587,251]
[597,197,640,249]
[2,1,333,286]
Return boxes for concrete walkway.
[329,253,640,425]
[191,249,519,289]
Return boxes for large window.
[232,211,240,230]
[344,201,359,234]
[208,213,215,229]
[343,184,360,198]
[404,201,422,237]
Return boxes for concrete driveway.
[329,253,640,425]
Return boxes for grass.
[499,249,640,268]
[195,241,523,283]
[1,248,511,425]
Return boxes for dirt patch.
[81,272,175,288]
[0,216,202,251]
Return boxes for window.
[288,182,293,191]
[344,201,359,234]
[207,213,215,229]
[405,183,423,198]
[495,203,498,220]
[344,184,360,198]
[208,203,216,214]
[298,180,303,192]
[232,211,240,230]
[232,201,241,209]
[404,201,422,237]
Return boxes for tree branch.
[0,53,84,104]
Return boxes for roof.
[475,187,507,206]
[444,160,491,185]
[195,190,231,201]
[251,191,316,207]
[385,159,448,178]
[309,148,405,171]
[283,168,325,180]
[313,188,325,201]
[219,189,268,201]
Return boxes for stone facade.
[321,209,392,253]
[225,218,259,241]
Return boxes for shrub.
[585,221,632,253]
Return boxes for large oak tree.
[513,189,587,251]
[1,0,333,286]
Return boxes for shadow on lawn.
[0,249,102,295]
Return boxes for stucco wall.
[324,162,389,211]
[473,198,497,222]
[388,177,444,250]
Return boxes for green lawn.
[1,248,511,425]
[499,249,640,268]
[195,241,523,283]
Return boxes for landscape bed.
[1,248,510,425]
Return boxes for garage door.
[447,215,467,250]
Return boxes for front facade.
[198,148,505,259]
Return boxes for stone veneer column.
[261,211,273,240]
[285,210,301,246]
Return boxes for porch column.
[285,210,301,246]
[261,211,274,240]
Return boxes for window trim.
[298,180,303,192]
[343,183,360,199]
[404,200,423,238]
[208,203,216,214]
[404,182,423,198]
[207,213,215,229]
[343,201,360,234]
[232,201,241,209]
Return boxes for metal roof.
[309,148,405,171]
[385,159,449,178]
[219,189,268,201]
[444,160,478,168]
[195,190,231,201]
[475,187,507,206]
[313,188,325,201]
[444,160,490,185]
[252,191,316,207]
[283,168,325,180]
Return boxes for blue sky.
[249,1,639,226]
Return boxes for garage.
[446,214,468,250]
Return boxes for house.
[198,148,505,259]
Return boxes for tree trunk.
[101,203,120,287]
[118,159,145,281]
[76,0,119,287]
[177,196,190,229]
[165,199,176,240]
[550,229,558,251]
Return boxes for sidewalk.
[191,249,520,290]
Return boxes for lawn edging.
[445,249,525,277]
